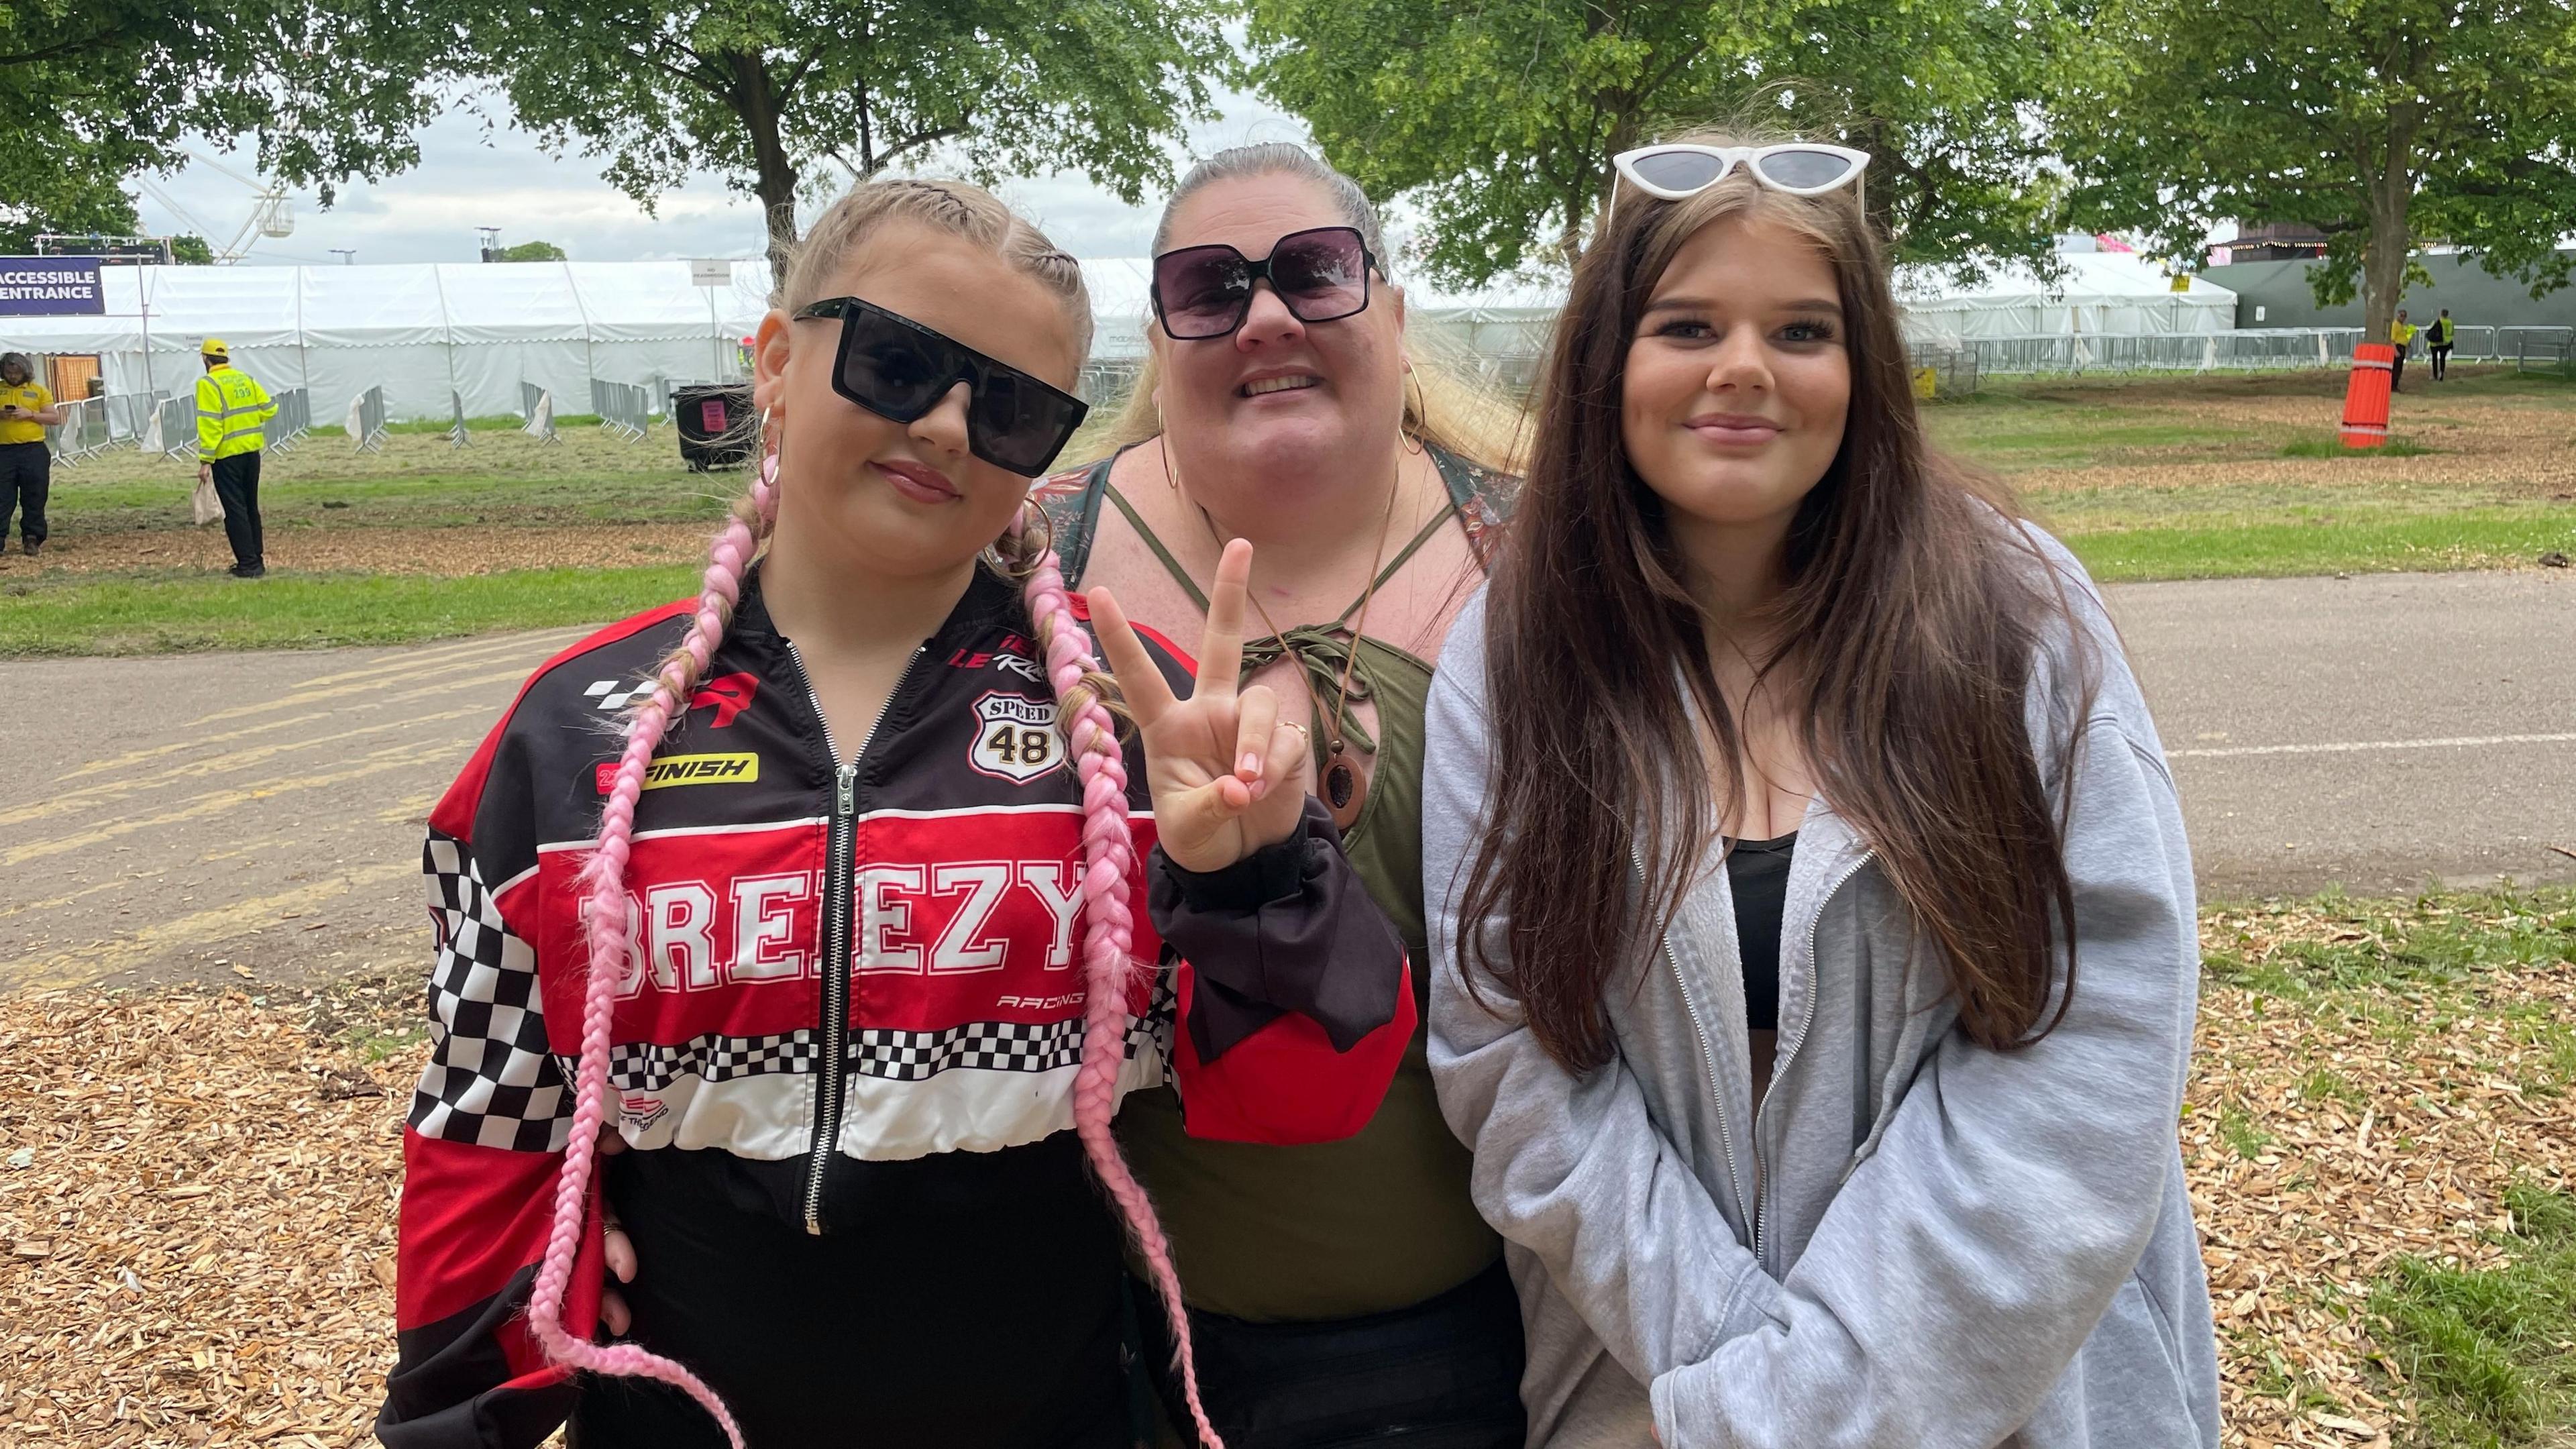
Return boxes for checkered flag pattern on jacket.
[408,832,572,1152]
[582,679,651,711]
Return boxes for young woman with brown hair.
[1421,136,2221,1447]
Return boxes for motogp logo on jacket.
[967,692,1062,784]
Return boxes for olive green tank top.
[1041,443,1513,1321]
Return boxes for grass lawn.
[4,366,2571,657]
[0,565,700,656]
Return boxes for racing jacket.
[378,565,1415,1447]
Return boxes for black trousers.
[2430,344,2452,380]
[2390,346,2408,392]
[209,450,264,569]
[566,1146,1130,1449]
[1133,1260,1528,1449]
[0,441,46,547]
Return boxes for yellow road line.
[278,631,570,692]
[186,661,543,728]
[58,710,343,782]
[1,747,453,869]
[0,707,489,828]
[374,790,443,824]
[3,861,415,992]
[0,867,170,924]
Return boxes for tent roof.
[1894,252,2234,307]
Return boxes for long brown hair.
[1458,133,2090,1073]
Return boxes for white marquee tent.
[1894,253,2235,343]
[3,248,2233,426]
[3,260,777,427]
[1079,256,1567,362]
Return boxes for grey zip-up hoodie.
[1422,535,2220,1449]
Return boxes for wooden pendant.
[1324,741,1365,831]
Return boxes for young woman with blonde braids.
[377,178,1415,1449]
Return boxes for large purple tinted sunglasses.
[1150,226,1377,341]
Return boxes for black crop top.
[1724,833,1797,1032]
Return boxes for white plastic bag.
[191,474,221,527]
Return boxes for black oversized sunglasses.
[1150,225,1377,341]
[792,296,1089,475]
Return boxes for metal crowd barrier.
[44,396,113,465]
[263,387,312,453]
[97,391,162,445]
[150,394,197,460]
[1957,329,2367,376]
[2502,327,2575,377]
[521,380,561,446]
[1947,323,2576,378]
[349,386,389,452]
[591,378,653,442]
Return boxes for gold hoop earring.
[1401,370,1428,455]
[1158,430,1183,495]
[1020,495,1058,567]
[982,493,1060,579]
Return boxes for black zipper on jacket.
[782,639,922,1236]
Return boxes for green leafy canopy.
[2053,0,2576,331]
[0,0,450,252]
[453,0,1234,266]
[1246,0,2076,287]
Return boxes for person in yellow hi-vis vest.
[0,352,64,558]
[2389,310,2418,394]
[195,339,277,578]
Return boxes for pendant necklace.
[1192,464,1402,833]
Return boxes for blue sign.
[0,258,106,316]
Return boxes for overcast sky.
[132,80,1318,268]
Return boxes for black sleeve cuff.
[1153,810,1322,912]
[1147,797,1403,1063]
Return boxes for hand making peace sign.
[1089,539,1315,874]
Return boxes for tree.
[0,139,137,254]
[496,239,570,262]
[454,0,1231,273]
[0,0,450,248]
[168,235,217,265]
[1245,0,2073,286]
[2053,0,2576,337]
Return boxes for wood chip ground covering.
[1,912,2568,1447]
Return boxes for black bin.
[672,383,755,471]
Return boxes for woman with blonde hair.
[1038,143,1534,1446]
[378,175,1415,1449]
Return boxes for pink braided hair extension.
[1016,508,1225,1449]
[527,451,782,1449]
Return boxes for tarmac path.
[3,568,2571,996]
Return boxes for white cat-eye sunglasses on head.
[1611,143,1873,201]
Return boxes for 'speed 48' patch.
[968,692,1063,784]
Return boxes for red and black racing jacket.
[378,565,1414,1448]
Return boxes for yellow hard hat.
[201,338,229,358]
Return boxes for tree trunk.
[727,50,802,279]
[2359,109,2418,341]
[1559,111,1642,264]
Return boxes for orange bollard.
[2341,343,2394,449]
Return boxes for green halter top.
[1041,441,1512,1321]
